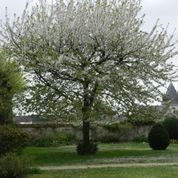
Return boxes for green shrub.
[55,132,74,145]
[31,132,74,147]
[133,135,148,142]
[128,119,155,126]
[0,125,30,155]
[148,123,169,150]
[103,122,132,132]
[0,153,31,178]
[31,135,55,147]
[77,143,98,155]
[163,115,178,140]
[100,134,119,143]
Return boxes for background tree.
[0,51,25,125]
[126,105,167,126]
[0,0,177,153]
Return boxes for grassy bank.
[29,165,178,178]
[24,143,178,166]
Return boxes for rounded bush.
[77,143,98,155]
[163,115,178,140]
[148,123,169,150]
[0,125,30,155]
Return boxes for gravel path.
[38,162,178,170]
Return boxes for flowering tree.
[1,0,177,153]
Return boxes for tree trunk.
[82,120,90,146]
[82,98,91,146]
[82,79,91,147]
[80,80,98,153]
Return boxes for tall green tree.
[1,0,177,153]
[0,51,25,125]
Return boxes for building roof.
[165,82,178,106]
[14,115,40,124]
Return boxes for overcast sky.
[0,0,178,91]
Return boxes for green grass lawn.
[24,143,178,166]
[28,166,178,178]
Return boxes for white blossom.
[0,0,177,117]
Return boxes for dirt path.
[38,162,178,170]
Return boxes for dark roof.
[165,82,178,106]
[14,115,40,123]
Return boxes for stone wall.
[17,123,151,142]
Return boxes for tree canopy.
[0,51,25,124]
[0,0,177,152]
